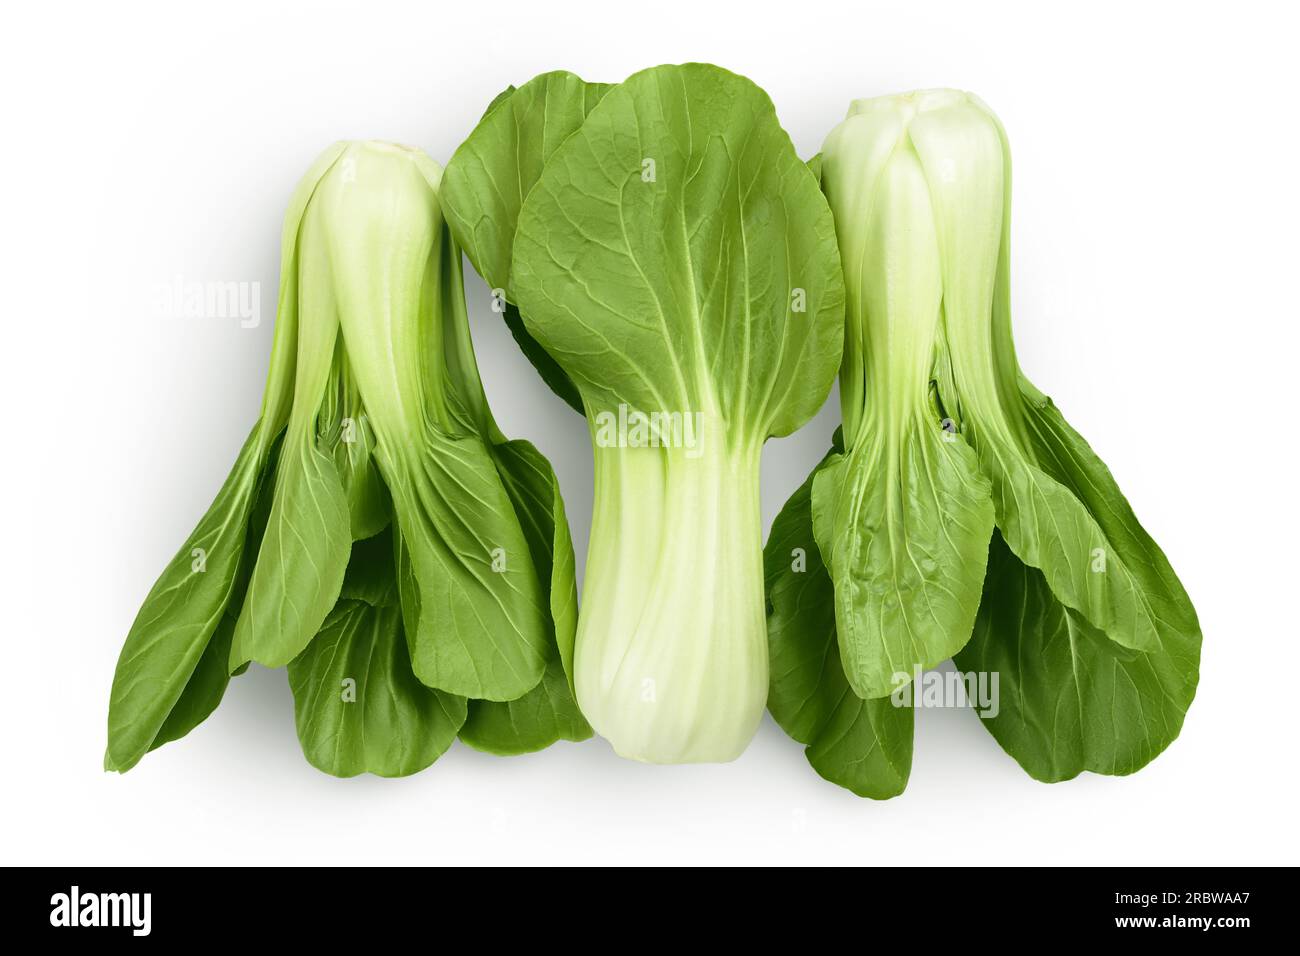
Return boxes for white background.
[2,0,1297,865]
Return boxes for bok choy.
[504,63,846,763]
[767,90,1200,795]
[107,141,586,775]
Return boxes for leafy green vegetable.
[288,531,466,777]
[510,63,845,762]
[441,71,614,413]
[954,532,1199,781]
[766,89,1200,795]
[108,141,583,774]
[765,433,912,798]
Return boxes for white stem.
[576,434,767,763]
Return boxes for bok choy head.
[766,90,1200,795]
[509,63,845,763]
[107,142,583,775]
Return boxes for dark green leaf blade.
[140,432,283,757]
[502,301,584,412]
[811,420,993,699]
[105,426,270,772]
[460,657,589,755]
[229,426,352,670]
[337,529,399,607]
[442,70,613,298]
[441,71,614,413]
[146,607,238,754]
[391,427,549,701]
[459,438,590,753]
[491,439,579,688]
[319,379,390,541]
[977,438,1159,657]
[765,442,913,798]
[1017,382,1202,656]
[289,598,466,778]
[955,531,1199,781]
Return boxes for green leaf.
[337,529,399,607]
[459,438,590,753]
[955,531,1200,781]
[501,301,584,413]
[228,424,351,670]
[1017,382,1201,656]
[971,432,1169,658]
[387,426,549,701]
[318,349,390,541]
[434,246,582,726]
[106,426,271,772]
[956,383,1201,781]
[812,422,993,699]
[460,657,589,755]
[481,84,517,120]
[492,439,579,687]
[765,438,913,798]
[442,70,613,295]
[441,71,614,414]
[143,437,283,756]
[512,63,845,443]
[145,606,238,755]
[331,410,390,541]
[289,595,466,778]
[394,526,421,650]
